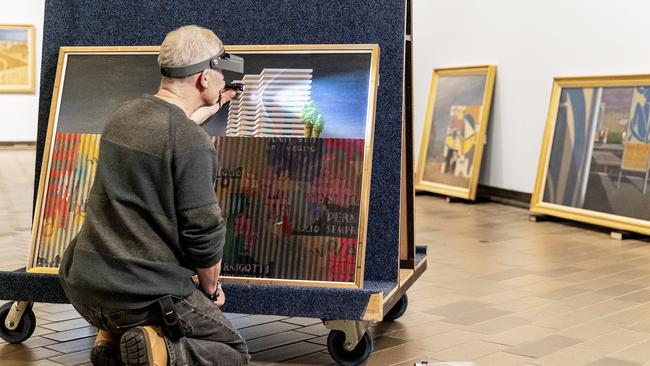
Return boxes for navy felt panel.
[0,269,68,304]
[0,270,372,319]
[36,1,404,289]
[220,284,373,320]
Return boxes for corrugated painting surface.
[36,133,100,267]
[214,137,364,282]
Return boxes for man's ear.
[198,70,209,89]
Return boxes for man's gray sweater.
[59,95,226,309]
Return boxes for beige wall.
[412,0,650,193]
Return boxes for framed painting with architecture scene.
[29,45,379,288]
[415,65,496,200]
[531,75,650,235]
[0,24,35,93]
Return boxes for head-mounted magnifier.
[160,52,244,91]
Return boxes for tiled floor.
[3,146,650,365]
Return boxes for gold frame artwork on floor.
[415,65,496,200]
[28,45,380,289]
[532,75,650,235]
[0,24,35,93]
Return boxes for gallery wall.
[412,0,650,193]
[0,0,45,142]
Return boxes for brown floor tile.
[555,319,621,341]
[627,318,650,333]
[48,349,92,366]
[44,337,94,354]
[372,335,409,351]
[281,317,321,327]
[247,331,314,353]
[385,320,453,340]
[278,350,335,365]
[473,351,533,366]
[506,335,581,358]
[485,325,556,346]
[584,329,650,352]
[442,307,512,326]
[531,344,610,366]
[365,343,430,366]
[240,322,301,341]
[0,347,63,366]
[468,315,530,335]
[532,310,599,330]
[231,315,288,329]
[40,319,91,332]
[251,342,324,363]
[294,323,329,337]
[596,284,648,297]
[410,330,482,353]
[613,339,650,363]
[42,327,97,343]
[618,290,650,303]
[425,300,491,317]
[585,358,643,366]
[538,286,588,300]
[430,339,506,361]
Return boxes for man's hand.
[213,287,226,307]
[190,89,238,125]
[220,89,237,105]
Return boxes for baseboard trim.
[0,141,36,148]
[477,185,531,209]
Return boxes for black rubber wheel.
[327,330,373,366]
[383,294,408,321]
[0,302,36,344]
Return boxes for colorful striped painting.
[36,133,100,267]
[213,137,364,282]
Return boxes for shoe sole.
[120,328,152,365]
[90,344,119,366]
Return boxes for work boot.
[120,326,168,366]
[90,329,120,366]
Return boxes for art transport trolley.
[0,246,426,365]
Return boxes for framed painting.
[0,24,35,93]
[415,65,496,200]
[532,75,650,235]
[29,45,379,288]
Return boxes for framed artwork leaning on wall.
[415,65,496,200]
[29,44,380,288]
[0,24,35,93]
[531,74,650,235]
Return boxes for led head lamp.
[160,52,244,78]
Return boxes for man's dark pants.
[73,289,250,365]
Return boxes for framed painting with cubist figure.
[415,65,496,200]
[29,45,379,289]
[0,24,35,93]
[531,75,650,235]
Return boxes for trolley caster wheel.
[327,330,373,366]
[383,294,408,321]
[0,302,36,344]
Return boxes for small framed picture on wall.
[0,24,35,93]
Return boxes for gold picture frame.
[532,75,650,235]
[29,45,380,289]
[415,65,496,200]
[0,24,35,93]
